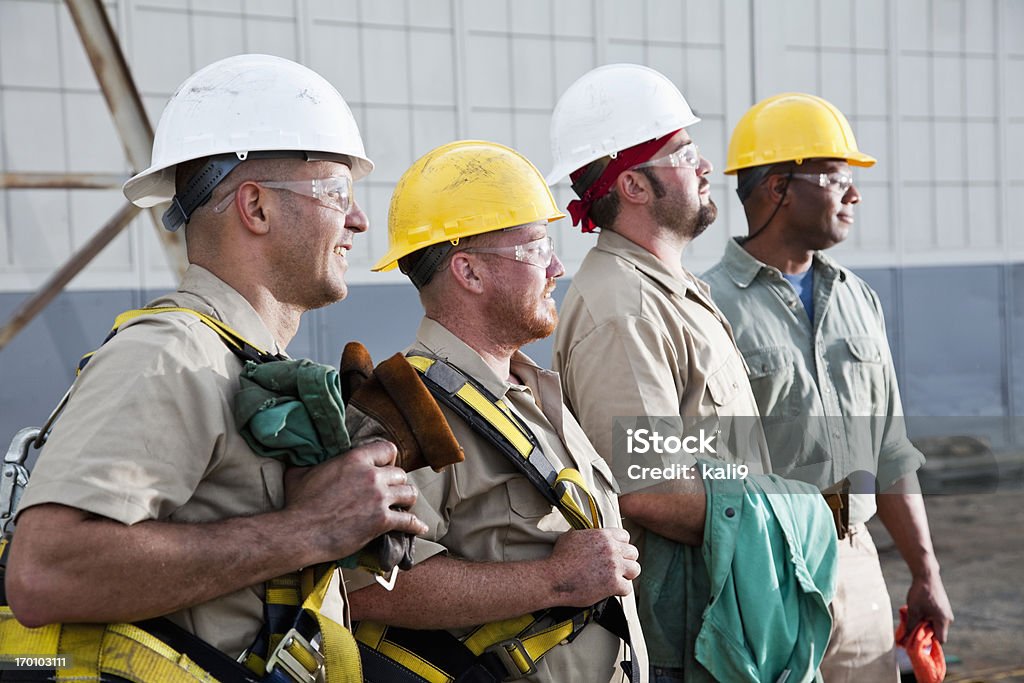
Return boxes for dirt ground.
[869,489,1024,681]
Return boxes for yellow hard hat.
[373,140,565,273]
[724,92,876,175]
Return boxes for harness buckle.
[484,638,537,680]
[2,428,38,535]
[265,627,324,683]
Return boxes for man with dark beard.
[345,140,649,683]
[547,65,774,682]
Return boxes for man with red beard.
[345,140,650,683]
[703,93,953,682]
[546,64,774,682]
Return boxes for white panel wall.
[0,0,1021,293]
[753,0,1019,269]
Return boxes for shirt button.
[833,431,841,439]
[725,507,736,518]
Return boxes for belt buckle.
[265,627,324,683]
[485,638,537,681]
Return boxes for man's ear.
[765,174,791,205]
[617,170,650,206]
[448,252,485,294]
[236,181,272,235]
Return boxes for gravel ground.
[869,489,1024,681]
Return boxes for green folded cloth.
[235,358,351,466]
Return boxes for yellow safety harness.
[352,355,639,683]
[0,307,361,683]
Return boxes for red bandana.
[567,130,680,233]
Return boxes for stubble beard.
[493,286,558,348]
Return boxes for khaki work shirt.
[18,265,341,658]
[346,317,647,683]
[703,238,925,524]
[553,230,771,474]
[552,229,771,670]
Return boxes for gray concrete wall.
[2,263,1020,455]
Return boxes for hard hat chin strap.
[402,241,455,290]
[162,150,352,232]
[744,167,793,244]
[163,154,245,232]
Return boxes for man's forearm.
[618,480,706,546]
[349,528,639,629]
[7,503,322,627]
[875,473,939,577]
[349,555,559,628]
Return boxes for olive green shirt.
[703,238,925,524]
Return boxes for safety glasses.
[212,176,354,214]
[631,141,701,170]
[789,171,854,194]
[460,235,555,269]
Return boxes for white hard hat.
[124,54,373,228]
[546,63,700,185]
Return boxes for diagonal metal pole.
[64,0,187,276]
[0,172,125,190]
[0,202,141,351]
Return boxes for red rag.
[895,605,946,683]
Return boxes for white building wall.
[0,0,1021,294]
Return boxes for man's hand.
[283,440,429,565]
[547,528,640,607]
[905,571,954,643]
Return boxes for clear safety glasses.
[632,141,701,170]
[789,171,855,194]
[212,176,354,215]
[461,235,556,269]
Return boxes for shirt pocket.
[706,358,742,408]
[506,476,555,519]
[589,454,620,495]
[834,336,887,414]
[742,346,800,421]
[504,477,562,561]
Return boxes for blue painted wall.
[1,264,1018,457]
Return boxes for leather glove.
[340,342,464,572]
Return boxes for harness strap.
[405,354,601,531]
[351,355,638,682]
[77,307,286,375]
[0,606,253,682]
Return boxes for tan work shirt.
[552,229,771,670]
[18,265,310,658]
[346,317,647,683]
[553,230,771,474]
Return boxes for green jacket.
[695,466,837,682]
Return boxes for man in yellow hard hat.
[703,92,954,682]
[5,55,426,682]
[345,140,649,683]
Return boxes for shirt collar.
[411,317,565,416]
[177,264,283,355]
[719,237,846,288]
[595,229,695,297]
[412,317,515,400]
